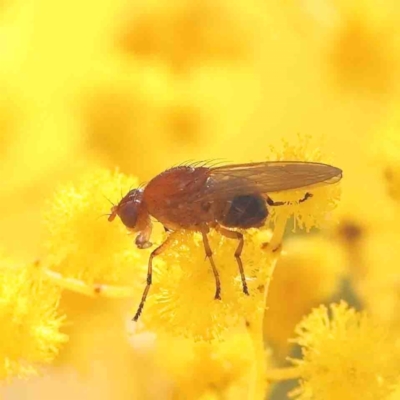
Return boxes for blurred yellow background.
[2,0,397,261]
[2,0,400,399]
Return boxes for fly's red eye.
[118,201,138,229]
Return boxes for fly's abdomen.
[221,194,268,229]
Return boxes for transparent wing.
[192,161,342,203]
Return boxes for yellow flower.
[34,137,341,400]
[42,168,148,291]
[387,384,400,400]
[328,2,398,97]
[267,136,342,232]
[78,65,214,176]
[152,330,267,399]
[140,228,275,340]
[132,138,341,340]
[118,0,253,72]
[0,254,67,381]
[353,228,400,328]
[77,49,264,180]
[264,235,345,356]
[52,292,152,399]
[374,102,400,202]
[39,166,165,395]
[290,302,400,400]
[289,0,400,97]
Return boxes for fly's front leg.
[217,226,249,296]
[135,224,153,249]
[267,192,313,207]
[133,231,174,321]
[200,227,222,300]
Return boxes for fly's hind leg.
[217,226,249,296]
[133,232,175,321]
[267,192,313,207]
[201,227,222,300]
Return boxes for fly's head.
[109,188,152,248]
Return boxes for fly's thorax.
[144,166,211,229]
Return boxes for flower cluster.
[0,255,67,380]
[290,302,400,400]
[2,0,400,399]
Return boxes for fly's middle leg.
[217,225,249,296]
[201,227,221,300]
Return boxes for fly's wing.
[193,161,342,203]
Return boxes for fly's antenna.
[102,194,115,207]
[96,213,113,221]
[101,194,118,222]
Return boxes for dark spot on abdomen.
[222,195,268,229]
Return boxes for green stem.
[247,215,289,400]
[265,366,301,381]
[42,268,134,298]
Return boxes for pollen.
[42,168,148,290]
[139,228,276,341]
[267,135,341,232]
[290,302,400,400]
[0,254,67,380]
[152,330,263,398]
